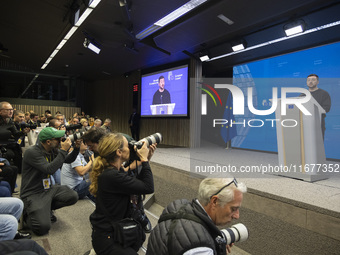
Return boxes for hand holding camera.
[147,144,157,161]
[73,139,82,149]
[136,142,149,162]
[128,133,162,161]
[60,137,72,152]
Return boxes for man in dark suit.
[128,107,140,141]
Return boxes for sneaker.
[50,211,57,223]
[14,231,31,239]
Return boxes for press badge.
[43,178,51,190]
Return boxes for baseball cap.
[121,133,134,143]
[39,127,65,142]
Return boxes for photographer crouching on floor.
[89,132,156,255]
[20,127,80,236]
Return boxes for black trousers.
[22,185,78,235]
[92,228,138,255]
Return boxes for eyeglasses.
[210,178,238,198]
[0,109,14,111]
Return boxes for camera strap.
[158,205,226,255]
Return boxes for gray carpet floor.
[16,174,95,255]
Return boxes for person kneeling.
[90,133,156,255]
[20,127,80,235]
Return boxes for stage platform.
[152,146,340,214]
[149,145,340,254]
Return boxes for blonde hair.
[80,118,88,125]
[89,133,124,196]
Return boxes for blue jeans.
[0,197,24,241]
[0,181,12,197]
[73,180,95,202]
[51,169,61,185]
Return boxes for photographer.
[0,102,30,168]
[10,110,28,173]
[67,117,80,135]
[82,127,107,158]
[147,178,247,255]
[28,113,40,127]
[20,127,80,236]
[89,133,156,255]
[61,140,95,202]
[0,102,30,137]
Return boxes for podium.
[150,103,175,115]
[275,97,327,182]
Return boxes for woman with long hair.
[89,132,155,255]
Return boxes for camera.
[128,133,162,161]
[65,124,82,131]
[19,123,37,130]
[129,133,162,149]
[62,131,85,142]
[220,223,248,245]
[130,206,152,233]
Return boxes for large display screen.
[141,64,188,117]
[232,41,340,160]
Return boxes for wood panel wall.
[11,104,81,120]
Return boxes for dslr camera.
[65,123,82,131]
[62,131,85,142]
[128,133,162,161]
[19,123,37,130]
[216,223,248,250]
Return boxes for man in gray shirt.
[61,141,94,202]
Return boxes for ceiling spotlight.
[200,55,210,62]
[284,20,306,36]
[199,50,210,62]
[83,37,101,54]
[231,40,247,52]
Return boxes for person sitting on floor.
[61,140,95,202]
[0,197,31,240]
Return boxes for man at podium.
[306,74,331,139]
[152,75,171,105]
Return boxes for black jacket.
[147,199,225,255]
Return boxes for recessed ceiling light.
[218,14,234,25]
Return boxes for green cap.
[121,133,134,143]
[39,127,65,142]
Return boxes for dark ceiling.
[1,0,340,83]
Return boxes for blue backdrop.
[232,42,340,159]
